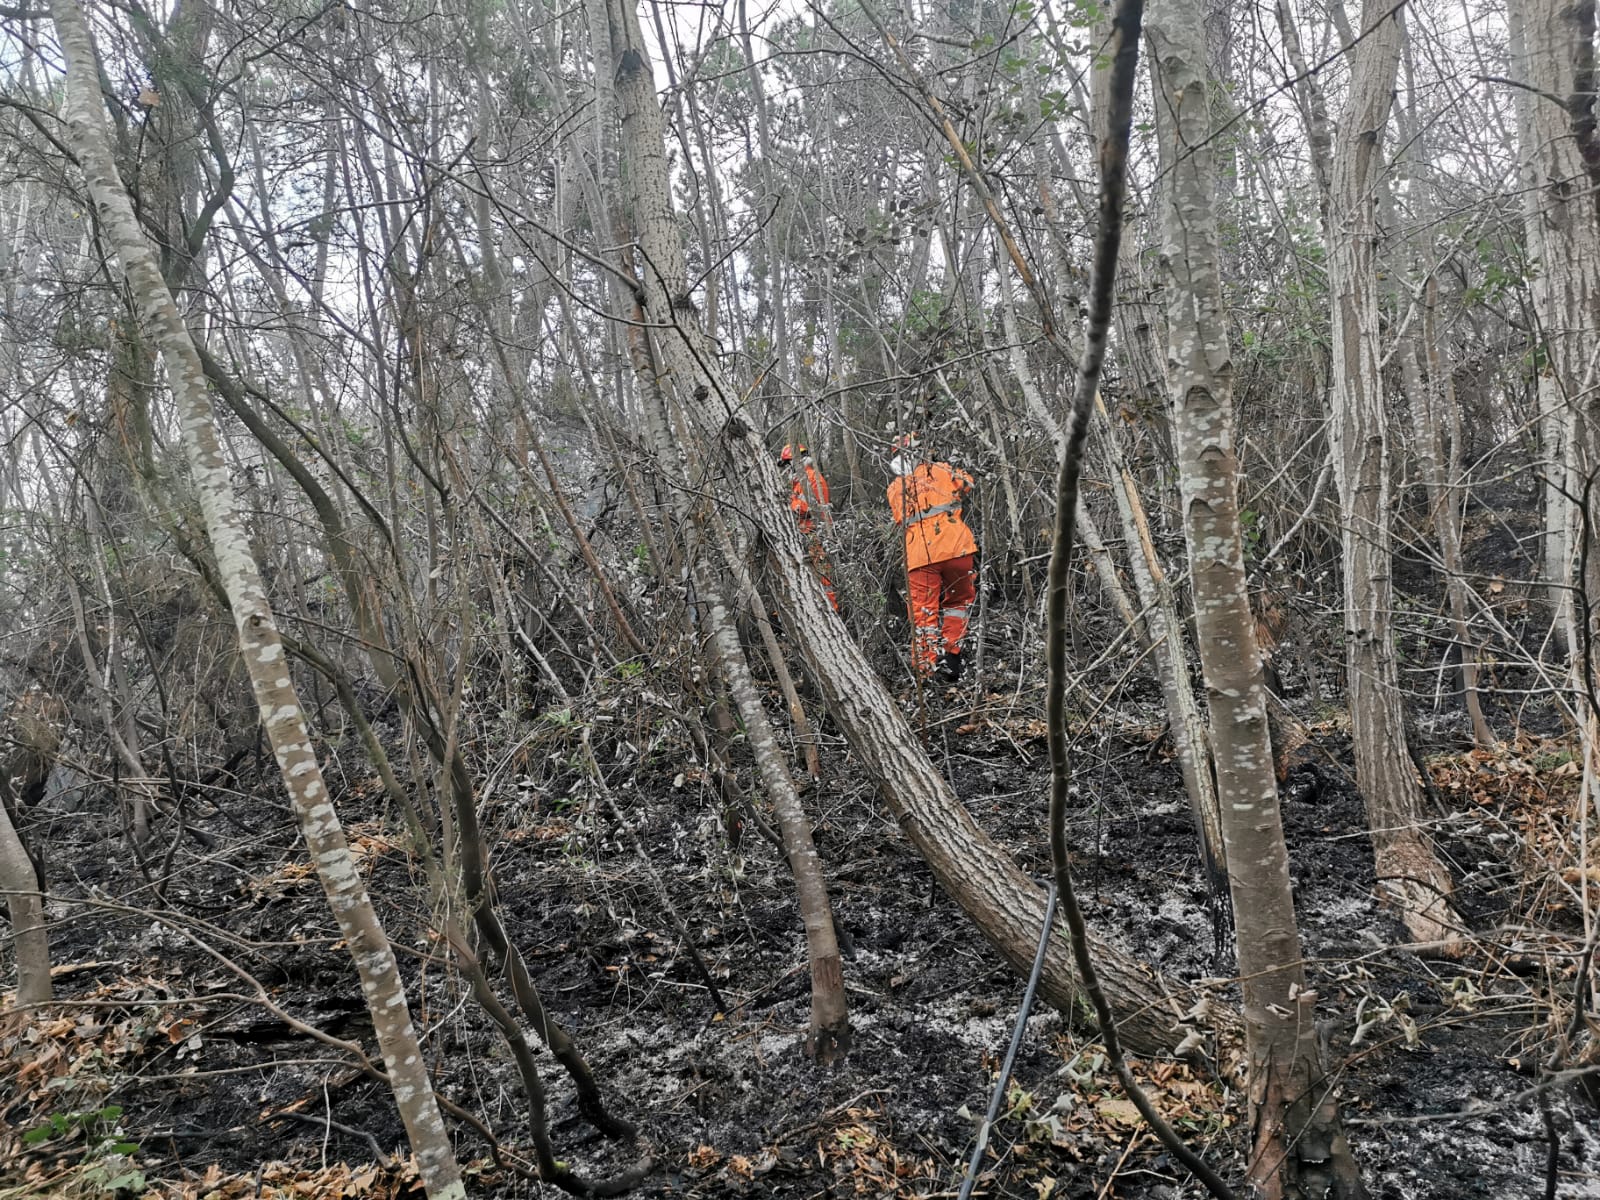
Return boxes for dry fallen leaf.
[688,1144,722,1171]
[1095,1096,1141,1127]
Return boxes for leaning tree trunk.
[633,315,851,1062]
[1149,1,1367,1192]
[601,0,1224,1056]
[1087,400,1225,884]
[1279,0,1456,945]
[1007,267,1225,884]
[695,518,851,1062]
[46,2,465,1192]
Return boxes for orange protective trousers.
[907,553,976,675]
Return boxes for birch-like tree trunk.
[1326,0,1455,945]
[1389,61,1495,748]
[1399,332,1495,748]
[603,0,1222,1057]
[47,2,464,1192]
[1149,1,1366,1192]
[628,308,850,1060]
[1513,0,1600,1020]
[1279,0,1456,945]
[694,525,851,1061]
[0,772,50,1006]
[586,0,850,1061]
[1510,0,1600,651]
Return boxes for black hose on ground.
[955,883,1058,1200]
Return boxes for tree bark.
[1328,0,1456,945]
[1511,0,1600,649]
[1401,325,1496,748]
[696,528,851,1062]
[0,771,50,1007]
[1087,397,1225,885]
[1014,101,1227,885]
[1150,0,1367,1191]
[1279,0,1457,945]
[46,2,464,1192]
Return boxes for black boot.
[937,648,964,683]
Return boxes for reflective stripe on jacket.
[887,462,977,570]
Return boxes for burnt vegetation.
[3,0,1600,1197]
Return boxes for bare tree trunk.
[1328,0,1455,946]
[1002,269,1143,630]
[47,2,464,1192]
[64,569,155,844]
[1150,1,1367,1192]
[0,772,50,1006]
[629,315,851,1060]
[603,0,1224,1056]
[1389,59,1495,749]
[1014,123,1227,883]
[1401,329,1496,748]
[1510,0,1600,651]
[695,535,850,1061]
[715,515,824,782]
[1280,0,1457,945]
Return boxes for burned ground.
[4,591,1596,1200]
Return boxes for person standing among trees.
[780,443,839,611]
[887,433,977,682]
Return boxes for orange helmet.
[779,443,806,463]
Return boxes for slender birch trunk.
[1019,122,1227,882]
[695,535,851,1061]
[0,772,50,1006]
[1278,0,1457,945]
[632,316,851,1060]
[1150,1,1366,1192]
[1327,0,1455,945]
[1510,0,1600,651]
[1400,332,1495,747]
[1513,0,1600,1039]
[46,2,463,1191]
[1390,61,1495,748]
[1002,269,1142,631]
[1087,400,1225,883]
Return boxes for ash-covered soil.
[4,604,1596,1199]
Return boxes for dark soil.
[5,585,1597,1198]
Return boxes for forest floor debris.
[3,635,1598,1197]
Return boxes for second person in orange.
[780,443,839,611]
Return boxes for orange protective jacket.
[790,463,831,531]
[887,462,977,570]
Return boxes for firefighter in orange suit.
[780,443,839,611]
[887,434,976,682]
